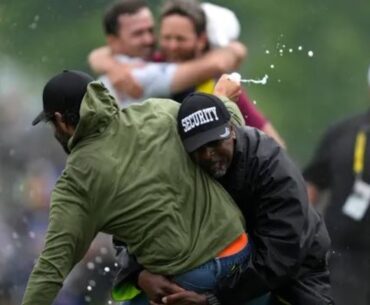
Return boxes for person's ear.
[107,34,120,50]
[196,32,208,55]
[54,112,69,133]
[230,124,236,139]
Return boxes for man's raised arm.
[88,42,246,102]
[22,168,97,305]
[88,46,143,99]
[171,42,247,93]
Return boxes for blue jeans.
[126,242,252,305]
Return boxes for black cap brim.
[32,111,47,126]
[182,125,231,152]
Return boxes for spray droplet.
[100,247,108,255]
[29,23,37,30]
[85,296,92,303]
[29,15,40,30]
[240,75,269,85]
[88,280,96,287]
[265,50,270,54]
[95,256,102,263]
[308,50,314,57]
[289,48,293,53]
[104,267,111,273]
[108,301,112,305]
[87,285,92,291]
[29,231,36,239]
[253,100,257,105]
[270,64,275,69]
[298,46,303,51]
[87,262,95,270]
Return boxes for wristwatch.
[205,293,221,305]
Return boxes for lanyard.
[353,130,367,176]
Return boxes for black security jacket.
[216,126,331,304]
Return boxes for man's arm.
[88,46,117,74]
[170,42,246,93]
[88,46,143,98]
[213,74,244,126]
[137,270,184,302]
[89,42,246,102]
[22,166,97,305]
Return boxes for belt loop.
[214,258,222,279]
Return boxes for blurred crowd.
[0,65,119,305]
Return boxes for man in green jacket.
[22,70,247,305]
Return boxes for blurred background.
[0,0,369,304]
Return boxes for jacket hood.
[68,81,119,150]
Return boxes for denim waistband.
[195,241,251,278]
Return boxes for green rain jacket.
[22,82,245,305]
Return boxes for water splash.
[95,256,102,263]
[229,72,269,86]
[85,296,92,303]
[240,75,269,85]
[29,15,40,30]
[86,262,95,270]
[100,247,108,255]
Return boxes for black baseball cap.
[177,92,231,152]
[32,70,94,126]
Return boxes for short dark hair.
[160,0,206,36]
[103,0,148,36]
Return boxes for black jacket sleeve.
[217,128,327,304]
